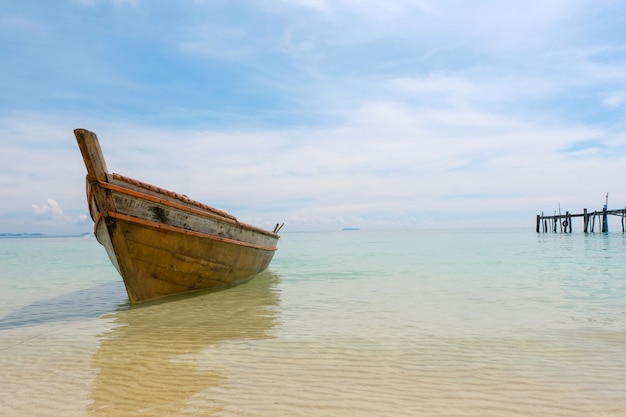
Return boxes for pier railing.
[536,207,626,233]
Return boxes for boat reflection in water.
[88,271,281,417]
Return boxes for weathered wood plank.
[75,129,109,182]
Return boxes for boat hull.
[96,208,276,303]
[76,128,280,304]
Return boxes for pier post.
[567,211,572,233]
[583,208,588,233]
[602,206,608,233]
[591,213,596,232]
[536,215,540,233]
[563,211,569,233]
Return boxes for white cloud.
[603,92,626,109]
[32,199,65,221]
[0,102,624,234]
[32,199,87,225]
[276,0,330,13]
[392,75,476,97]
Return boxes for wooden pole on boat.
[74,129,109,182]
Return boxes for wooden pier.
[536,206,626,233]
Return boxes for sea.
[1,229,625,416]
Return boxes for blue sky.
[1,0,626,234]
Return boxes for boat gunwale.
[97,177,280,239]
[108,211,278,252]
[111,173,237,221]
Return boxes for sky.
[1,0,626,234]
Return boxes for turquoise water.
[1,230,625,416]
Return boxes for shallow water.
[1,230,625,416]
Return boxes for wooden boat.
[74,128,282,304]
